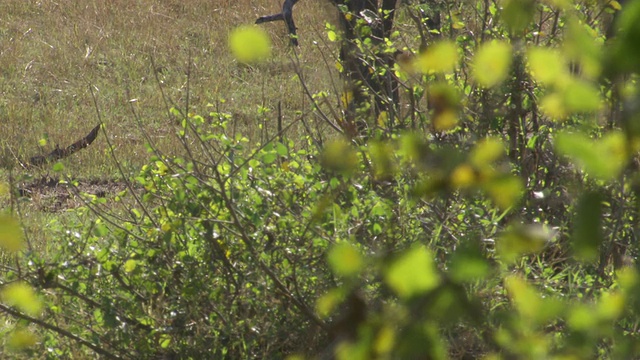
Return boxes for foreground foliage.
[2,0,640,358]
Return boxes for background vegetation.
[1,0,640,358]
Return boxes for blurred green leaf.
[498,224,553,262]
[415,41,459,74]
[564,20,602,79]
[572,192,603,262]
[228,26,272,64]
[316,287,346,318]
[501,0,535,34]
[473,41,512,87]
[483,175,523,209]
[597,291,625,321]
[470,137,505,167]
[527,47,568,85]
[328,242,364,278]
[6,328,37,350]
[52,162,64,172]
[124,259,138,273]
[369,141,397,179]
[562,79,602,113]
[320,139,359,176]
[554,131,628,181]
[449,242,490,282]
[1,282,43,316]
[0,215,24,253]
[505,275,564,325]
[385,246,440,299]
[609,0,640,74]
[262,152,278,164]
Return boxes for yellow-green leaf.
[385,246,440,299]
[0,215,24,253]
[6,328,37,350]
[124,259,138,273]
[1,282,43,316]
[527,47,568,85]
[328,242,364,277]
[450,164,477,189]
[473,41,512,87]
[470,137,505,167]
[597,291,625,321]
[320,139,358,176]
[504,275,542,319]
[316,288,345,318]
[498,224,552,262]
[554,131,628,181]
[327,30,337,42]
[415,41,459,74]
[374,326,396,355]
[501,0,535,33]
[568,304,597,330]
[228,26,272,64]
[562,79,602,113]
[483,175,523,209]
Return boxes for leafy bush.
[3,0,640,358]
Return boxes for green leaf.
[320,139,358,176]
[52,162,64,172]
[369,141,397,179]
[385,246,440,299]
[504,275,542,319]
[449,242,491,282]
[527,47,568,85]
[228,26,272,64]
[124,259,138,273]
[415,41,459,74]
[0,215,24,253]
[568,303,597,330]
[504,275,564,325]
[262,152,278,165]
[562,79,602,113]
[597,291,625,321]
[564,20,602,79]
[6,328,37,350]
[554,131,627,181]
[1,282,43,316]
[498,224,553,262]
[610,0,640,74]
[470,137,505,167]
[327,30,337,41]
[473,41,512,87]
[483,175,523,210]
[328,242,364,278]
[159,334,172,348]
[572,192,603,262]
[501,0,535,34]
[316,287,346,318]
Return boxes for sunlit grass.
[0,0,339,178]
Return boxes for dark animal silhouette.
[255,0,300,45]
[30,124,101,166]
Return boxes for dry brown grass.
[0,0,340,178]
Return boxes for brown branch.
[30,124,101,166]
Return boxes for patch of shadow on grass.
[18,176,132,212]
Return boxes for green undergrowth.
[2,0,640,358]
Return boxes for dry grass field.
[0,0,339,177]
[0,0,347,276]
